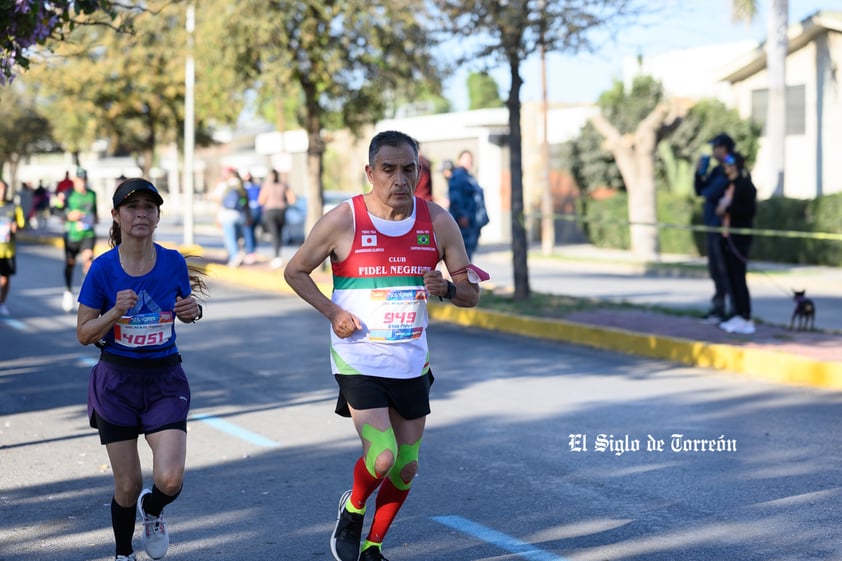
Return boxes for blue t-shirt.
[79,244,192,359]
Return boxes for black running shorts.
[334,371,434,420]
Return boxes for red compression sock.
[349,456,385,510]
[366,477,410,543]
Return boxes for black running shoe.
[331,490,364,561]
[359,545,389,561]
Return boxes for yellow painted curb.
[428,303,842,391]
[197,262,333,297]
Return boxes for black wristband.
[444,281,457,300]
[437,281,457,302]
[191,304,203,323]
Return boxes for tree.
[0,0,124,85]
[467,71,503,110]
[435,0,642,300]
[0,85,55,190]
[663,98,761,190]
[590,76,686,260]
[214,0,442,232]
[562,122,625,196]
[565,93,761,256]
[28,2,219,177]
[732,0,787,196]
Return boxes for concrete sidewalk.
[17,219,842,390]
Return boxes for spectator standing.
[212,168,252,268]
[414,152,433,201]
[76,178,206,561]
[284,130,486,561]
[56,167,98,312]
[0,179,26,316]
[716,153,757,335]
[694,133,735,323]
[258,169,296,269]
[32,180,50,229]
[243,172,262,265]
[439,159,454,183]
[56,170,73,197]
[447,150,489,261]
[17,182,34,226]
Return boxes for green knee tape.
[361,424,397,476]
[388,438,421,490]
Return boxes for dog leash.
[725,235,796,297]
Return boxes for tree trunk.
[140,146,154,179]
[626,174,658,261]
[766,0,788,196]
[591,103,685,261]
[8,157,20,197]
[303,83,325,237]
[609,135,658,262]
[507,55,530,301]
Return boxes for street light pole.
[183,3,195,247]
[539,7,554,256]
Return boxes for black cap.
[112,178,164,208]
[708,133,735,152]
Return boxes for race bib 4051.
[113,311,174,348]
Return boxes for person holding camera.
[694,133,735,324]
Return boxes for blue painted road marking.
[0,317,27,331]
[432,515,570,561]
[191,413,279,448]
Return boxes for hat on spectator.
[708,133,735,152]
[112,178,164,208]
[75,167,88,180]
[439,159,454,173]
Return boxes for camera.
[698,154,711,175]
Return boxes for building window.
[750,85,806,135]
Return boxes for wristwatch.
[192,304,203,323]
[444,281,457,300]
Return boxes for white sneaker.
[700,314,723,325]
[0,303,9,316]
[137,488,169,560]
[720,316,746,333]
[227,254,244,268]
[270,257,284,269]
[62,290,74,313]
[731,318,756,335]
[115,554,137,561]
[718,317,736,332]
[720,316,755,334]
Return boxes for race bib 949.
[367,288,426,343]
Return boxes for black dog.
[790,290,816,331]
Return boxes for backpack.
[222,188,245,210]
[474,187,489,229]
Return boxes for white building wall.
[377,110,510,244]
[732,44,818,199]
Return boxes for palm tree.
[733,0,788,196]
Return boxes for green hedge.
[580,191,842,266]
[578,191,700,255]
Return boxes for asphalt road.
[2,244,842,561]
